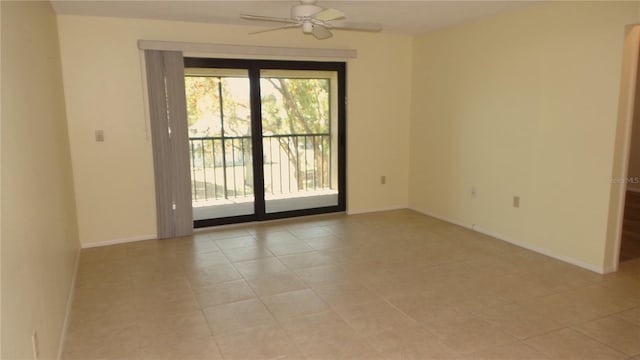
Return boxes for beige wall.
[56,15,413,246]
[1,1,80,359]
[409,1,640,272]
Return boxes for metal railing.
[189,134,332,203]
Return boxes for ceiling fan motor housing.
[291,4,323,21]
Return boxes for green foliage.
[184,76,251,137]
[261,78,330,135]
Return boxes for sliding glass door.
[260,70,339,213]
[184,58,345,227]
[185,69,255,221]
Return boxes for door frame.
[184,57,347,228]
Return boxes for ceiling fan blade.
[249,24,301,35]
[313,8,345,21]
[312,24,333,40]
[327,21,383,32]
[241,14,299,24]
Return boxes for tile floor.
[62,210,640,360]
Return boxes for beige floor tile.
[280,311,361,346]
[247,272,309,297]
[616,306,640,325]
[62,210,640,360]
[261,289,329,321]
[313,282,381,308]
[361,275,428,299]
[139,334,223,360]
[267,241,315,256]
[79,244,128,262]
[474,302,565,339]
[400,337,463,360]
[385,291,476,326]
[253,230,298,244]
[214,235,258,250]
[133,278,199,298]
[294,264,354,287]
[516,287,636,326]
[568,281,640,311]
[75,262,131,286]
[597,275,640,300]
[334,300,418,337]
[137,309,212,338]
[204,298,276,334]
[193,280,256,308]
[317,246,375,265]
[179,251,230,272]
[168,234,219,252]
[363,324,443,355]
[233,257,290,279]
[296,337,383,360]
[278,251,336,270]
[132,278,202,316]
[68,292,138,326]
[207,228,253,241]
[63,322,140,359]
[288,225,334,239]
[525,265,605,293]
[524,328,627,360]
[428,314,517,355]
[478,272,556,302]
[573,316,640,356]
[222,246,274,263]
[459,341,550,360]
[303,234,349,250]
[128,263,187,284]
[185,262,243,288]
[214,324,299,359]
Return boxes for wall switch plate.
[95,130,105,142]
[513,196,520,208]
[380,176,386,185]
[471,187,477,198]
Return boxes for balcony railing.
[189,134,332,203]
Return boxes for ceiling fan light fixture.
[291,4,322,20]
[302,22,313,34]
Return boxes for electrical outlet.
[31,330,39,360]
[513,196,520,208]
[471,187,477,198]
[380,176,386,185]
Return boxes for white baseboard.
[81,234,157,249]
[472,225,606,274]
[408,207,470,230]
[408,207,607,275]
[346,205,407,215]
[57,246,80,360]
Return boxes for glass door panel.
[185,68,254,221]
[260,70,339,213]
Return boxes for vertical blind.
[144,50,193,239]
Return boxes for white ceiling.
[51,0,537,35]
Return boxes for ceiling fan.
[241,0,383,40]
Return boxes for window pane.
[185,70,254,220]
[260,71,338,213]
